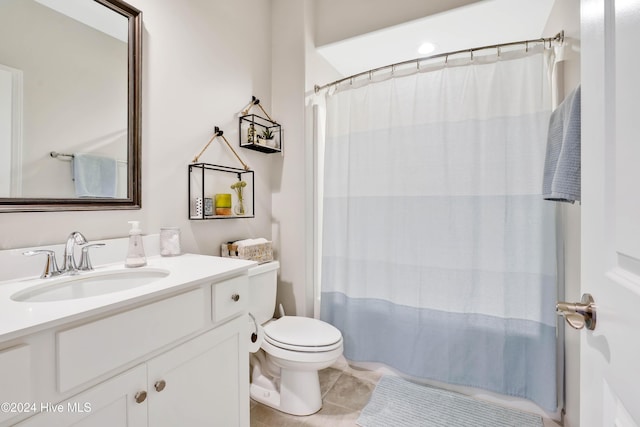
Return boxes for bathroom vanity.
[0,250,255,427]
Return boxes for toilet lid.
[263,316,342,348]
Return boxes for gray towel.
[73,153,118,198]
[542,85,581,203]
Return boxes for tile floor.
[250,358,564,427]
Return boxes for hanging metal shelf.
[188,163,254,220]
[239,114,282,154]
[238,96,282,154]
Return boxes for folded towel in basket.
[235,238,268,248]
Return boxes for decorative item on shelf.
[247,123,257,144]
[258,128,276,148]
[215,193,232,216]
[231,180,247,215]
[238,96,282,154]
[203,197,214,216]
[193,197,204,218]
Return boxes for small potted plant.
[259,128,275,147]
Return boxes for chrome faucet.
[61,231,88,274]
[24,232,104,278]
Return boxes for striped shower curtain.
[320,47,558,411]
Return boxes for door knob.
[556,293,596,330]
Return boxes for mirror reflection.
[0,0,138,206]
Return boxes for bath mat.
[357,376,543,427]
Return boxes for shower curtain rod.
[314,31,564,93]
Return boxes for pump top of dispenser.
[128,221,142,235]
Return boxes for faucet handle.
[23,250,61,278]
[78,243,106,271]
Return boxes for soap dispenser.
[125,221,147,268]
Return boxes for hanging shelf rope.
[240,96,275,122]
[192,126,250,171]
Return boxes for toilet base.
[250,368,322,416]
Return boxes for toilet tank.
[248,261,279,324]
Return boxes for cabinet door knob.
[154,380,167,392]
[134,391,147,404]
[231,293,240,302]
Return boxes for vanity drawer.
[0,345,31,424]
[57,288,206,392]
[212,275,248,323]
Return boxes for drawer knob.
[154,380,167,392]
[134,390,147,404]
[231,293,240,302]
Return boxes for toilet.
[247,261,343,416]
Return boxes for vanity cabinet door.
[15,365,147,427]
[146,315,249,427]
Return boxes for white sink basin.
[11,269,170,303]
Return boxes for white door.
[146,318,249,427]
[15,365,147,427]
[580,0,640,425]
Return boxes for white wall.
[543,1,582,425]
[270,0,355,319]
[271,0,312,317]
[0,0,276,266]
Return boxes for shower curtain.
[320,47,558,411]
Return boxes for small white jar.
[160,227,181,256]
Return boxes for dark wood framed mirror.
[0,0,141,212]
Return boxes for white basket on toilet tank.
[247,261,343,416]
[221,238,273,264]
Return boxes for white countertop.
[0,253,256,343]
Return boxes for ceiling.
[316,0,557,77]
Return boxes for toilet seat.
[263,316,342,352]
